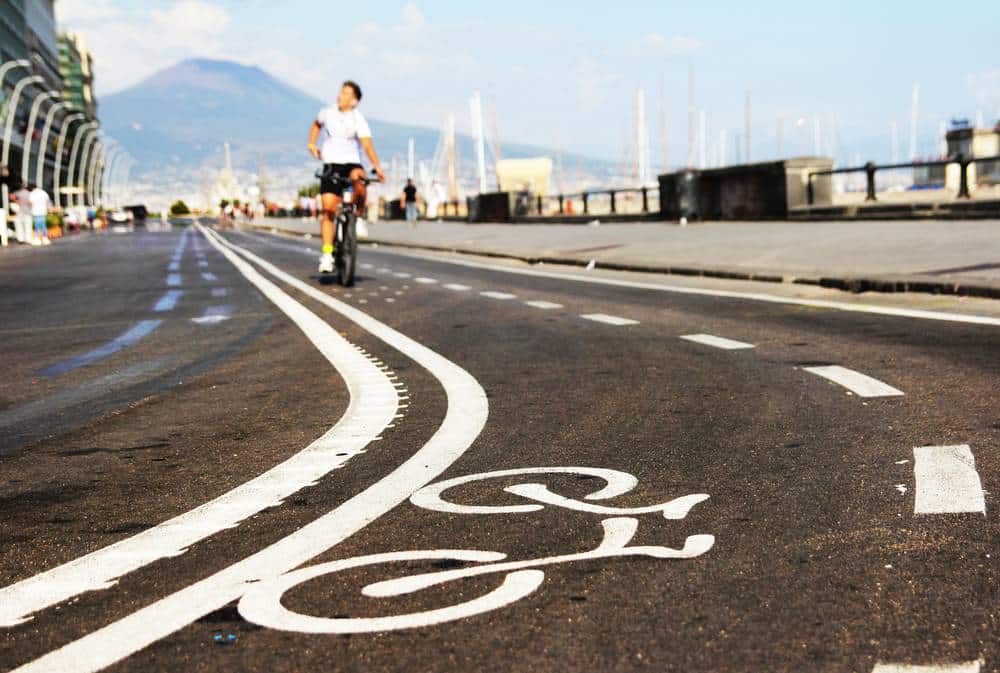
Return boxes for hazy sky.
[58,0,999,163]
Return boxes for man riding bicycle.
[308,80,386,273]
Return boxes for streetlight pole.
[66,121,96,210]
[1,74,43,219]
[53,113,85,210]
[78,132,98,207]
[20,90,58,181]
[35,101,68,188]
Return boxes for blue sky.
[59,0,999,164]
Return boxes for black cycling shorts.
[319,163,363,196]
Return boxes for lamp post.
[66,121,97,209]
[78,132,99,207]
[101,144,126,208]
[21,90,58,181]
[53,113,85,210]
[1,74,43,219]
[35,100,68,189]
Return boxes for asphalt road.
[2,222,999,673]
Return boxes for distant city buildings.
[58,33,96,117]
[1,1,99,201]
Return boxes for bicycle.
[314,167,381,287]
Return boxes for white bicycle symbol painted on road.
[238,467,715,634]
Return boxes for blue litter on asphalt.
[39,320,164,376]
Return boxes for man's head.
[406,179,414,186]
[27,182,36,191]
[337,81,362,111]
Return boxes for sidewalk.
[259,217,1000,298]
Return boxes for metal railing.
[807,155,1000,205]
[516,186,660,218]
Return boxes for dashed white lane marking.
[580,313,640,326]
[913,445,986,515]
[393,272,411,278]
[385,298,395,303]
[7,228,490,673]
[360,263,373,269]
[201,272,219,282]
[524,300,563,310]
[197,260,208,267]
[415,277,438,284]
[0,226,399,632]
[211,287,229,297]
[802,365,904,397]
[167,261,180,272]
[372,249,1000,327]
[444,283,470,291]
[680,333,755,350]
[872,662,982,672]
[480,291,516,300]
[166,273,182,287]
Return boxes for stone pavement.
[259,216,1000,298]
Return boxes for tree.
[169,199,191,215]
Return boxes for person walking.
[27,183,52,246]
[12,183,33,244]
[402,179,418,227]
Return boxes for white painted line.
[444,283,470,291]
[9,227,489,673]
[680,334,754,350]
[368,248,1000,328]
[415,277,438,284]
[872,662,982,673]
[524,300,563,310]
[393,272,411,278]
[197,260,208,267]
[201,272,219,282]
[210,287,229,297]
[360,263,373,269]
[480,291,516,300]
[166,274,182,287]
[913,445,986,515]
[0,226,399,631]
[580,313,639,326]
[802,365,904,397]
[167,261,179,272]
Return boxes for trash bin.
[658,170,699,220]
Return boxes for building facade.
[59,32,96,117]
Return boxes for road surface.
[1,223,998,673]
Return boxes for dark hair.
[343,80,362,102]
[26,182,36,190]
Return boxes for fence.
[513,186,661,219]
[807,155,1000,206]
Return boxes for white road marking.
[444,283,470,291]
[0,226,399,631]
[197,260,208,267]
[872,662,982,673]
[524,300,563,310]
[415,277,438,284]
[167,261,179,272]
[680,334,754,350]
[370,249,1000,327]
[211,287,229,297]
[10,227,489,673]
[913,445,986,515]
[386,298,395,303]
[802,365,903,397]
[360,263,373,269]
[580,313,639,326]
[166,273,182,287]
[201,272,219,282]
[480,291,516,300]
[393,272,411,278]
[190,314,229,325]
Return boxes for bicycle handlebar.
[314,167,383,185]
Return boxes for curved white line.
[0,227,399,628]
[12,226,489,673]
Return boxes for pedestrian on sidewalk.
[402,179,418,227]
[27,183,51,246]
[12,183,33,243]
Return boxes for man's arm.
[359,138,385,181]
[307,121,322,159]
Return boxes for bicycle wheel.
[336,210,357,287]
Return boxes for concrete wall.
[658,158,834,219]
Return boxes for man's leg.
[320,192,340,268]
[348,166,367,216]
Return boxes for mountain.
[101,58,611,186]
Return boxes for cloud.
[570,55,625,113]
[56,0,121,23]
[632,32,702,57]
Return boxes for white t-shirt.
[28,188,50,216]
[316,105,371,164]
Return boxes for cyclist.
[307,80,386,273]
